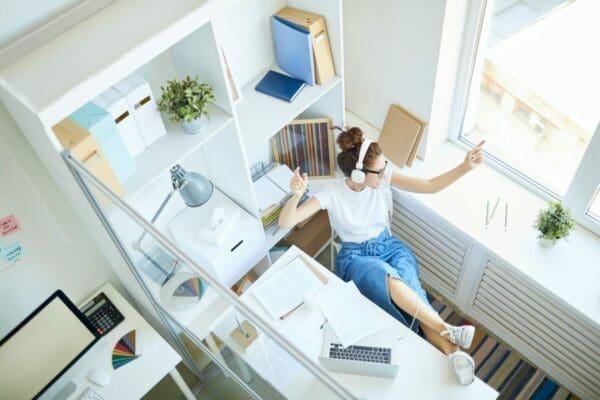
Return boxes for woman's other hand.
[290,167,308,196]
[463,140,485,171]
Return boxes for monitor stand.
[51,381,76,400]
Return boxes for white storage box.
[113,75,167,146]
[168,189,265,287]
[94,88,146,158]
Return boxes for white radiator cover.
[390,197,469,298]
[389,192,600,400]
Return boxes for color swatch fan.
[160,272,204,311]
[112,330,139,369]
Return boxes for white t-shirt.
[313,172,392,244]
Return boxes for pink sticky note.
[0,214,21,237]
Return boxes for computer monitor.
[0,290,102,400]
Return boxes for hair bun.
[335,126,364,152]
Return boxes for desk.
[71,283,194,399]
[211,246,498,399]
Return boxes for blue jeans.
[336,229,431,333]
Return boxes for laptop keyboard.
[328,343,392,364]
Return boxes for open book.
[252,257,325,319]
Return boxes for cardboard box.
[276,7,336,85]
[70,102,136,184]
[113,75,167,146]
[94,88,146,158]
[53,119,124,200]
[283,210,331,257]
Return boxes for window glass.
[462,0,598,195]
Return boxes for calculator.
[80,292,124,336]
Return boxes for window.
[588,189,600,220]
[455,0,600,236]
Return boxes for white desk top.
[72,283,181,399]
[211,246,498,399]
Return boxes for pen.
[320,318,327,330]
[485,200,489,229]
[234,314,249,338]
[489,197,500,221]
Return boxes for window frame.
[449,0,600,236]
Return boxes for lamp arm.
[133,188,177,248]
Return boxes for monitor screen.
[0,291,100,399]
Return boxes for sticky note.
[0,214,21,237]
[2,243,24,262]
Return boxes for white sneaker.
[448,350,475,386]
[441,325,475,349]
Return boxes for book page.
[254,175,287,212]
[252,257,324,319]
[319,281,380,347]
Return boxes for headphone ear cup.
[351,169,365,184]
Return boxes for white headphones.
[350,139,373,184]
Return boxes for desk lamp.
[133,164,213,284]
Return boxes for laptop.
[318,324,399,378]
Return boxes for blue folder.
[255,70,305,102]
[272,15,315,86]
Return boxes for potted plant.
[533,201,575,247]
[157,76,215,134]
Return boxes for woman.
[278,126,485,385]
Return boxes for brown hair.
[334,126,382,177]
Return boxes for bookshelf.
[0,0,345,384]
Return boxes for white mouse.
[87,368,111,386]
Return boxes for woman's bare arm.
[391,141,484,194]
[278,167,322,228]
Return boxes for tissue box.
[94,88,146,158]
[69,102,136,184]
[113,75,167,146]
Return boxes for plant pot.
[181,115,207,134]
[538,237,556,248]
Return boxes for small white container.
[113,75,167,146]
[94,88,146,158]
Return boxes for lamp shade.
[170,164,213,207]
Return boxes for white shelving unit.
[237,72,342,154]
[122,106,233,200]
[0,0,345,388]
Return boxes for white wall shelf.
[236,71,342,155]
[122,106,233,200]
[0,0,235,126]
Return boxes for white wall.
[343,0,469,159]
[344,0,446,127]
[0,102,120,338]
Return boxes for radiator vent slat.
[390,201,469,296]
[392,212,464,264]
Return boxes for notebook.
[272,15,315,85]
[252,257,325,319]
[255,70,305,102]
[378,104,427,168]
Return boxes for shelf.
[122,105,233,200]
[265,224,293,249]
[0,0,235,126]
[236,70,342,155]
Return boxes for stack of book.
[255,7,336,102]
[252,163,306,230]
